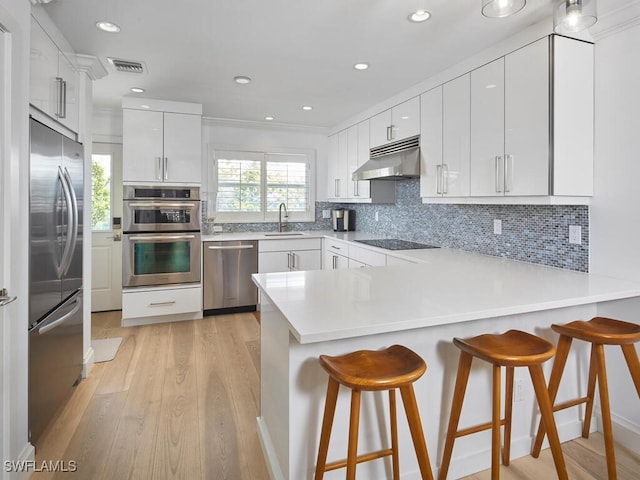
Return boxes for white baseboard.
[256,416,284,480]
[599,412,640,453]
[82,346,95,378]
[5,442,35,480]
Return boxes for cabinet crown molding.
[74,54,108,81]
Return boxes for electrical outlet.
[569,225,582,245]
[213,225,223,233]
[322,209,331,219]
[493,219,502,235]
[375,211,379,222]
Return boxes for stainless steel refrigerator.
[28,118,84,445]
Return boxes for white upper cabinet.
[468,35,592,199]
[355,120,371,198]
[346,125,359,198]
[123,108,202,184]
[420,86,443,197]
[370,97,420,148]
[30,16,79,133]
[327,133,341,198]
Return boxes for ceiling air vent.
[107,58,145,74]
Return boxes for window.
[91,153,112,231]
[212,149,315,222]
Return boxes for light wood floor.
[32,312,639,479]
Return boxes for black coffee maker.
[331,209,354,232]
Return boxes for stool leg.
[621,344,640,397]
[582,345,598,438]
[491,365,501,480]
[346,389,361,480]
[529,364,568,480]
[315,378,340,480]
[532,334,572,458]
[389,389,400,479]
[399,384,434,480]
[593,344,617,480]
[502,366,514,466]
[439,352,473,480]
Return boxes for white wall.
[0,0,35,476]
[590,5,640,451]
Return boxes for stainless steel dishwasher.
[203,240,258,314]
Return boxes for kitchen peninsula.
[252,250,640,479]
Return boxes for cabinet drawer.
[259,238,322,252]
[348,245,387,267]
[324,239,349,256]
[122,286,202,318]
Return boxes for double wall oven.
[123,185,201,288]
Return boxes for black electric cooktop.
[354,239,439,251]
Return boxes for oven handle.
[127,234,197,241]
[207,245,254,250]
[127,202,198,208]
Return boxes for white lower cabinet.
[323,239,387,269]
[258,238,322,273]
[348,244,387,267]
[122,285,202,321]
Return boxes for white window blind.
[212,149,314,222]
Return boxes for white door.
[420,86,443,197]
[443,74,471,197]
[91,143,123,311]
[0,25,7,471]
[291,249,321,271]
[258,251,290,273]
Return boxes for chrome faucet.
[278,202,288,232]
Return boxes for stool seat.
[551,316,640,345]
[440,330,567,480]
[454,330,555,366]
[533,317,640,480]
[315,345,434,480]
[319,344,426,391]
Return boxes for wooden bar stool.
[532,317,640,480]
[314,344,434,480]
[439,330,568,480]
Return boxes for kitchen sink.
[263,232,305,237]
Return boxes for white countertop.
[252,248,640,344]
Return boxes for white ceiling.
[40,0,614,128]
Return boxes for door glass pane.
[91,154,111,231]
[133,241,191,275]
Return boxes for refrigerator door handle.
[62,167,79,276]
[57,167,75,278]
[37,297,81,335]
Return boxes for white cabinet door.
[327,133,340,198]
[336,129,349,198]
[505,37,549,196]
[355,120,371,198]
[370,109,392,148]
[57,51,79,133]
[123,109,164,183]
[370,97,421,148]
[258,251,290,273]
[391,97,420,141]
[346,124,359,198]
[443,74,470,197]
[470,58,505,196]
[291,250,321,271]
[323,250,348,270]
[420,86,443,197]
[163,112,202,184]
[29,17,58,119]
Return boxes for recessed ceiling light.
[95,21,121,33]
[302,106,313,111]
[265,116,274,121]
[140,105,150,109]
[234,76,251,84]
[408,9,431,23]
[130,87,145,93]
[354,63,369,70]
[486,84,497,89]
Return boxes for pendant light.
[481,0,526,18]
[554,0,597,34]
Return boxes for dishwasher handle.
[207,244,255,250]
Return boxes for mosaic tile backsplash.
[203,178,589,272]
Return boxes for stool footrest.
[553,396,589,413]
[456,419,507,438]
[324,448,393,472]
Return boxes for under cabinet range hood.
[353,135,420,181]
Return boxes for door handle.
[149,301,176,307]
[443,164,449,194]
[495,155,503,193]
[38,297,81,335]
[436,165,442,194]
[207,245,254,250]
[0,288,16,307]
